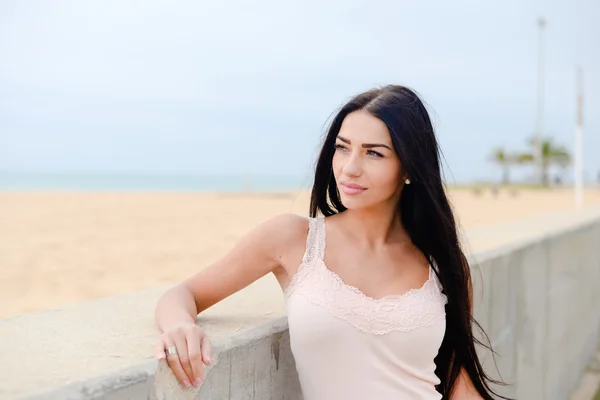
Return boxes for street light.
[574,67,584,208]
[534,16,546,184]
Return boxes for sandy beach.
[1,187,599,319]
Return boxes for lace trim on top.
[285,217,448,335]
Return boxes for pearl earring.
[405,178,411,185]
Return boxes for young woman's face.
[332,110,405,210]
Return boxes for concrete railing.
[2,207,600,400]
[472,211,600,399]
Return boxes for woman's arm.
[155,212,305,324]
[450,369,483,399]
[177,212,305,312]
[154,213,307,386]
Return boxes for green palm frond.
[489,147,520,164]
[523,136,572,165]
[516,153,534,164]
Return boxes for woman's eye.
[367,150,383,158]
[335,144,347,151]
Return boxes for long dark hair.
[309,85,509,399]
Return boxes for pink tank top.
[284,217,448,400]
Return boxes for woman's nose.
[342,153,362,176]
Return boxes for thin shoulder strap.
[429,258,445,291]
[301,217,326,265]
[428,260,434,280]
[315,217,326,261]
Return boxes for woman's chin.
[339,193,369,209]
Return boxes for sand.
[1,187,599,319]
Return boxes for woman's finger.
[163,336,192,388]
[185,330,204,385]
[154,339,166,360]
[173,335,196,387]
[201,335,212,366]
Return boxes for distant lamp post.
[574,67,584,208]
[533,16,546,184]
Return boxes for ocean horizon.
[2,171,577,192]
[0,171,312,192]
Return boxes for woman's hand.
[155,322,212,388]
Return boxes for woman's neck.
[336,205,410,250]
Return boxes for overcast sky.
[1,0,598,184]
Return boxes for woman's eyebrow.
[337,136,392,150]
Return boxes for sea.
[0,171,311,192]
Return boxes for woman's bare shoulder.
[256,213,311,269]
[261,213,310,247]
[262,213,311,286]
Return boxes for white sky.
[1,0,598,183]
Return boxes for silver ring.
[165,346,178,357]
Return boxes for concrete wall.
[473,216,600,399]
[2,208,600,400]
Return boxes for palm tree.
[522,136,571,186]
[489,147,517,185]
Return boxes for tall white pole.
[574,67,584,208]
[534,17,546,184]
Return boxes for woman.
[154,85,508,399]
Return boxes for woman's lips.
[340,182,367,195]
